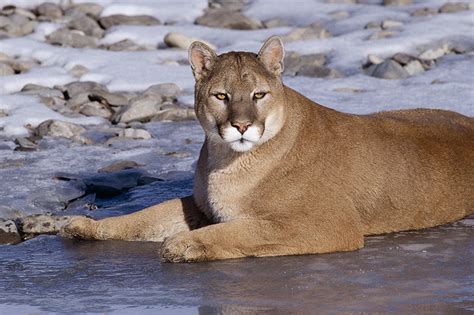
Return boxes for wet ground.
[0,213,472,314]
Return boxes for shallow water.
[0,214,472,314]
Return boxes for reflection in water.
[0,217,473,314]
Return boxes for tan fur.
[61,37,474,262]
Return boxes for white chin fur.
[223,125,261,152]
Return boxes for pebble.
[282,23,331,41]
[284,52,326,76]
[403,60,425,76]
[36,2,63,20]
[62,81,107,99]
[263,18,289,28]
[79,101,112,119]
[296,65,343,79]
[99,14,160,29]
[106,39,144,51]
[113,95,162,123]
[411,7,438,17]
[439,2,469,13]
[46,28,97,48]
[164,32,216,50]
[14,137,37,151]
[151,107,196,121]
[0,63,14,76]
[367,54,384,65]
[381,20,403,29]
[368,31,396,40]
[195,9,263,30]
[383,0,412,5]
[68,64,89,77]
[2,14,37,37]
[391,52,416,65]
[418,44,449,60]
[35,120,89,144]
[0,219,21,244]
[71,3,103,19]
[144,83,181,102]
[118,128,152,140]
[68,14,104,38]
[370,59,409,79]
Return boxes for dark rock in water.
[99,14,160,29]
[98,160,143,173]
[0,219,21,244]
[195,9,262,30]
[370,60,409,80]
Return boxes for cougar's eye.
[215,93,227,101]
[253,92,266,100]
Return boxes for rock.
[0,52,11,62]
[68,14,104,38]
[2,14,37,36]
[46,28,97,48]
[333,87,367,93]
[151,107,196,121]
[391,52,416,65]
[164,32,216,50]
[296,65,343,78]
[328,10,350,19]
[209,0,245,11]
[367,54,384,65]
[67,92,91,110]
[0,219,21,244]
[383,0,412,5]
[263,18,289,28]
[36,2,63,20]
[79,101,112,119]
[195,9,263,30]
[418,44,449,60]
[106,39,143,51]
[370,60,409,79]
[404,60,425,76]
[284,52,326,76]
[144,83,181,101]
[368,31,396,40]
[40,96,70,114]
[11,59,39,73]
[14,137,37,151]
[71,3,103,18]
[68,64,89,77]
[36,120,89,144]
[439,2,469,13]
[5,7,36,20]
[20,85,64,98]
[365,21,381,29]
[19,214,81,236]
[113,95,162,123]
[118,128,152,140]
[381,20,403,29]
[99,14,160,29]
[62,81,107,99]
[88,91,129,107]
[0,63,14,76]
[98,160,143,173]
[411,7,438,17]
[282,23,331,41]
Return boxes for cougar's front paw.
[160,233,210,263]
[60,216,98,240]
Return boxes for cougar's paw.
[60,216,98,240]
[160,233,210,263]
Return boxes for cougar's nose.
[231,121,252,134]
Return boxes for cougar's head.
[189,36,286,152]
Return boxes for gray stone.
[21,85,64,98]
[418,44,449,60]
[106,39,143,51]
[151,107,196,121]
[0,63,14,76]
[411,7,438,17]
[14,137,37,151]
[284,52,326,76]
[296,65,343,78]
[36,120,89,144]
[98,160,143,173]
[383,0,412,5]
[99,14,160,29]
[79,101,112,119]
[68,64,89,77]
[370,60,409,80]
[0,219,21,244]
[118,128,152,139]
[46,28,97,48]
[365,21,381,29]
[144,83,181,101]
[209,0,245,11]
[195,9,262,30]
[439,2,469,13]
[68,14,104,38]
[113,95,162,123]
[88,91,129,107]
[391,52,416,65]
[11,59,39,73]
[71,3,103,18]
[62,81,107,98]
[164,32,216,50]
[67,92,91,110]
[2,14,37,36]
[263,18,289,28]
[282,23,331,41]
[368,31,396,40]
[36,2,63,20]
[40,96,70,114]
[20,214,81,236]
[381,20,403,29]
[367,54,384,65]
[0,52,11,62]
[403,60,425,76]
[328,10,350,19]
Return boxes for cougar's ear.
[189,41,217,81]
[258,36,285,76]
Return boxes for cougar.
[61,36,474,262]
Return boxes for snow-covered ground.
[0,0,473,312]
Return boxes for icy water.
[0,214,472,314]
